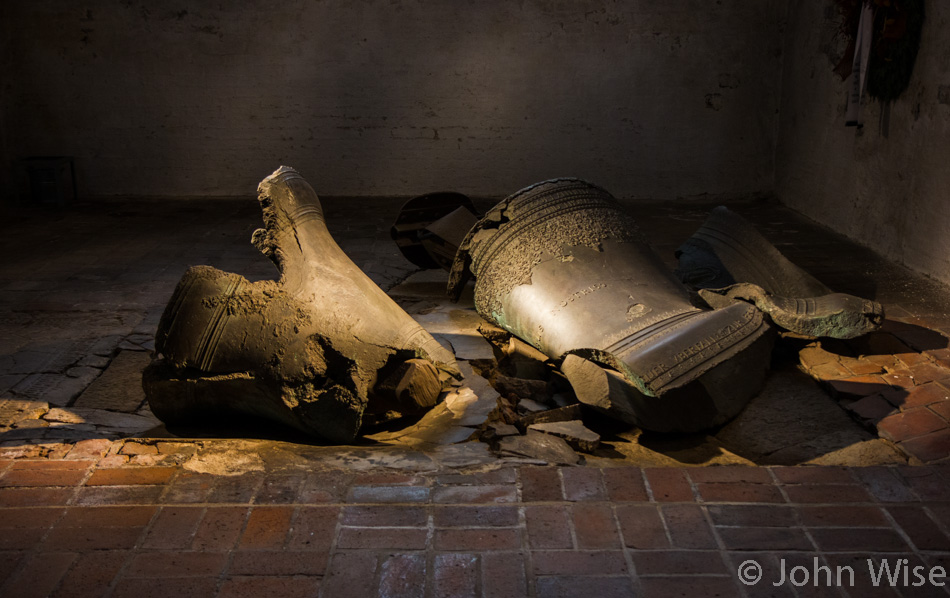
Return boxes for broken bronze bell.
[676,206,884,339]
[144,167,460,443]
[447,178,775,433]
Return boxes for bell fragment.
[448,178,774,433]
[699,283,883,340]
[390,192,479,270]
[676,206,884,339]
[675,206,831,297]
[144,166,460,443]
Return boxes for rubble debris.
[373,359,443,412]
[515,398,549,413]
[448,178,774,433]
[366,363,498,448]
[479,325,552,380]
[144,167,460,443]
[491,373,551,404]
[517,404,584,430]
[477,421,522,445]
[485,422,520,438]
[528,420,600,453]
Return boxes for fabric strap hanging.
[845,1,875,127]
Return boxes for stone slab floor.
[0,194,949,597]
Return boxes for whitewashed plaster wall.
[775,0,950,286]
[0,1,787,199]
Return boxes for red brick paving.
[878,407,948,442]
[799,325,950,464]
[0,462,948,597]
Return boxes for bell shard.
[448,178,773,433]
[676,206,884,339]
[144,166,459,443]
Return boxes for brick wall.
[0,0,787,199]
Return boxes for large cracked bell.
[447,178,774,433]
[144,166,459,443]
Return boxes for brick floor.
[799,329,950,464]
[0,461,947,597]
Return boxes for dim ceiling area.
[0,0,948,287]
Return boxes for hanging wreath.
[832,0,924,102]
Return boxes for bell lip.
[561,302,772,398]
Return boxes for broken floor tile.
[119,441,159,456]
[73,351,149,411]
[43,408,86,423]
[0,374,25,396]
[117,340,149,352]
[77,354,110,368]
[495,431,580,465]
[528,420,600,453]
[48,422,97,433]
[10,371,100,406]
[0,398,50,426]
[66,438,114,459]
[66,366,101,379]
[89,335,124,357]
[845,395,899,421]
[12,418,49,429]
[798,344,836,369]
[0,350,73,375]
[42,407,159,435]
